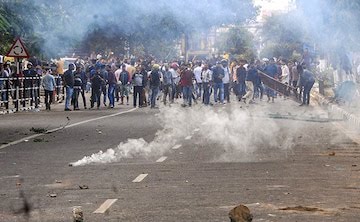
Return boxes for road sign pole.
[15,58,21,111]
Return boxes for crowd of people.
[0,54,316,111]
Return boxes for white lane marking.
[132,173,148,183]
[93,199,118,214]
[0,175,20,179]
[172,144,182,150]
[156,156,167,163]
[185,136,192,140]
[0,108,137,150]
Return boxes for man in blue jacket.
[297,64,315,106]
[212,61,225,104]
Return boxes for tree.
[216,26,256,61]
[259,13,304,59]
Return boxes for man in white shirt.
[221,59,231,103]
[193,62,203,99]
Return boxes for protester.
[212,61,225,104]
[119,64,130,105]
[263,58,278,103]
[73,70,83,110]
[107,65,117,108]
[297,64,315,106]
[236,60,247,100]
[222,59,231,103]
[242,63,257,104]
[63,63,75,111]
[41,69,56,110]
[162,65,173,105]
[193,62,202,99]
[180,64,193,107]
[132,66,144,108]
[201,64,212,105]
[149,64,161,108]
[90,67,104,109]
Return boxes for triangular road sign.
[6,38,30,58]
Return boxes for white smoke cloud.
[71,104,297,166]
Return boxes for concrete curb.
[311,91,360,129]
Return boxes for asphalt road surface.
[0,99,360,222]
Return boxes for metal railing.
[0,76,64,114]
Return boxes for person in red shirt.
[180,64,194,107]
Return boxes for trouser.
[115,84,120,102]
[303,80,315,105]
[182,86,192,106]
[163,84,172,104]
[91,87,101,108]
[213,82,224,103]
[238,82,246,98]
[108,84,116,107]
[254,82,264,99]
[196,83,202,98]
[243,81,254,100]
[150,86,159,108]
[73,88,81,109]
[203,82,211,105]
[80,87,87,108]
[101,84,107,104]
[65,86,74,109]
[224,83,230,102]
[133,86,143,107]
[45,90,54,110]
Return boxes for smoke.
[71,104,297,166]
[21,0,257,57]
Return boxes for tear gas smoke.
[71,105,297,166]
[21,0,256,57]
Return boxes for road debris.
[49,193,57,198]
[30,127,47,134]
[79,185,89,190]
[33,138,46,142]
[279,205,324,212]
[73,206,84,222]
[328,152,336,156]
[229,204,253,222]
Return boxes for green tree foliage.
[260,13,304,59]
[0,0,258,59]
[216,26,256,61]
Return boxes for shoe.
[299,103,305,106]
[74,108,80,110]
[84,106,87,109]
[103,103,107,106]
[64,108,72,111]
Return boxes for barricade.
[0,76,64,114]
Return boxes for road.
[0,99,360,222]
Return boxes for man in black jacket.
[63,63,75,111]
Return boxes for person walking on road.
[41,69,56,110]
[119,64,130,105]
[107,65,117,108]
[63,63,75,111]
[297,64,315,106]
[149,64,161,108]
[132,66,144,108]
[90,67,104,109]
